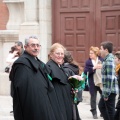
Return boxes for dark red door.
[96,0,120,51]
[52,0,120,66]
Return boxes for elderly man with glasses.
[9,36,61,120]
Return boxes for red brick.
[0,1,9,30]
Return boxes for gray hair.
[64,51,73,63]
[15,41,23,48]
[25,35,38,45]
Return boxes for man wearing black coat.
[9,36,58,120]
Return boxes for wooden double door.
[52,0,120,66]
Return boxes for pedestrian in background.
[84,46,103,119]
[6,41,24,114]
[98,41,119,120]
[114,51,120,120]
[63,50,83,120]
[6,41,23,73]
[63,50,83,104]
[14,41,24,56]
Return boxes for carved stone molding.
[3,0,24,30]
[0,30,19,42]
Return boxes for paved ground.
[0,95,103,120]
[78,103,103,120]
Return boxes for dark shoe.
[93,114,98,119]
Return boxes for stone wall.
[0,30,19,72]
[0,72,10,95]
[0,0,52,72]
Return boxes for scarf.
[92,57,102,90]
[116,64,120,75]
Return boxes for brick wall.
[0,0,9,30]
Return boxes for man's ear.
[105,49,109,53]
[24,45,27,49]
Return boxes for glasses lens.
[28,44,40,48]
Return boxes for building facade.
[0,0,120,71]
[0,0,52,72]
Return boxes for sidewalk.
[0,95,103,120]
[0,96,13,120]
[78,102,103,120]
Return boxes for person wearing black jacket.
[63,51,83,103]
[63,51,82,120]
[9,36,62,120]
[46,43,80,120]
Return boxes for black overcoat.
[46,60,73,120]
[63,63,79,77]
[9,51,57,120]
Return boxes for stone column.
[24,0,38,23]
[19,0,39,45]
[39,0,52,62]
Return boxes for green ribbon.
[47,74,52,81]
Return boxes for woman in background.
[63,51,83,120]
[6,41,23,114]
[84,46,103,119]
[63,51,83,104]
[6,41,24,73]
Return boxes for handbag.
[5,66,10,73]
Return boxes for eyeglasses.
[54,52,64,56]
[27,44,41,48]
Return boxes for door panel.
[61,13,90,66]
[52,0,95,66]
[101,11,120,50]
[96,0,120,50]
[52,0,120,66]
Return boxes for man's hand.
[13,51,19,57]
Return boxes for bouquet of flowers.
[69,73,87,103]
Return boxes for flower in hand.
[69,75,83,81]
[69,75,85,103]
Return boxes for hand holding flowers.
[69,74,85,103]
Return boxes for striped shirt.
[102,53,119,98]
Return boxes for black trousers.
[10,82,14,97]
[98,93,116,120]
[114,110,120,120]
[90,86,102,115]
[114,96,120,120]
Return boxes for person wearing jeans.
[98,41,119,120]
[84,46,103,119]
